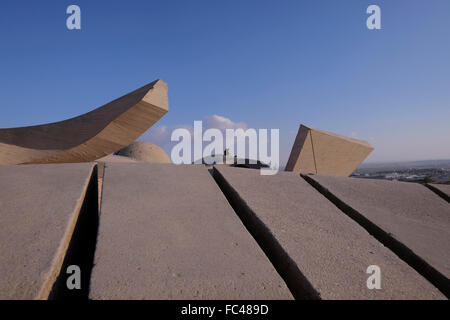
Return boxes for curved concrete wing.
[0,80,168,165]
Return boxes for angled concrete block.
[0,80,168,165]
[306,175,450,296]
[0,163,95,299]
[89,163,292,299]
[286,125,373,177]
[214,166,444,299]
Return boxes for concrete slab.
[306,175,450,296]
[214,166,445,299]
[0,163,95,299]
[89,163,292,299]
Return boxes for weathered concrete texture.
[285,124,373,177]
[427,183,450,202]
[307,175,450,295]
[214,166,445,299]
[0,163,94,299]
[89,163,292,299]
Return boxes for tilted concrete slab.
[89,163,292,299]
[306,175,450,296]
[0,163,94,299]
[213,166,444,299]
[285,124,373,177]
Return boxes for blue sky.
[0,0,449,165]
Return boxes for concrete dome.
[117,142,171,163]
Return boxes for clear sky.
[0,0,449,165]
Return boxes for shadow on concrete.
[48,165,99,300]
[210,167,320,300]
[302,174,450,298]
[425,183,450,204]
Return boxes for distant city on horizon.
[354,159,450,184]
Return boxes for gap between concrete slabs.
[210,167,319,300]
[302,174,449,298]
[48,164,99,300]
[89,163,292,299]
[425,183,450,203]
[0,163,98,299]
[211,166,445,300]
